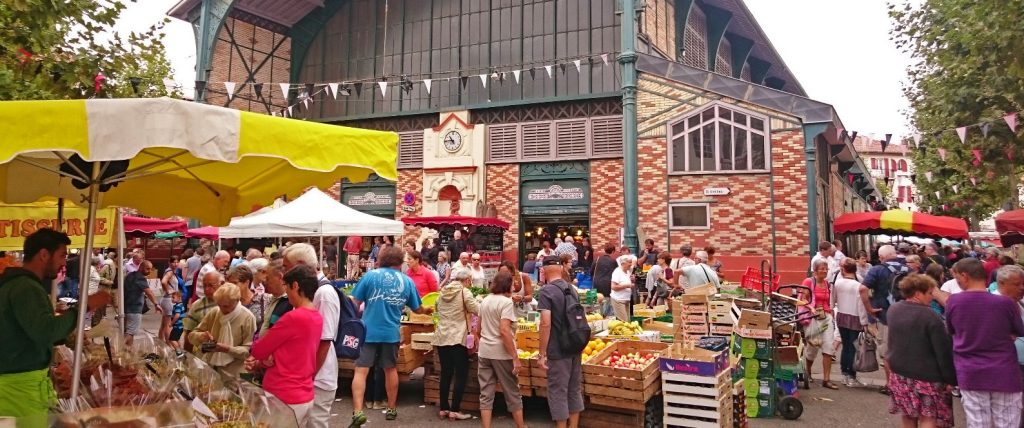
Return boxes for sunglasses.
[472,258,481,261]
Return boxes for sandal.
[439,411,449,419]
[448,412,472,420]
[822,381,839,390]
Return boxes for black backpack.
[554,280,592,355]
[886,265,909,303]
[328,278,365,359]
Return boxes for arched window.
[668,103,770,173]
[682,6,708,70]
[899,159,908,172]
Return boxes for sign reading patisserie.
[346,192,393,207]
[527,184,585,201]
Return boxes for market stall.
[832,209,969,240]
[400,215,511,277]
[996,209,1024,247]
[0,96,399,424]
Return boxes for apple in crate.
[600,351,658,369]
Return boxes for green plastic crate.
[655,314,674,323]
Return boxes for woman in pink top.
[406,250,439,297]
[247,265,323,425]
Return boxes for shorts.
[169,327,184,341]
[546,355,585,421]
[124,313,143,336]
[159,296,174,316]
[803,313,836,360]
[355,343,399,369]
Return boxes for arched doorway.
[438,185,462,216]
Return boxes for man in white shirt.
[124,250,143,274]
[810,241,838,282]
[196,250,230,300]
[832,239,847,262]
[282,243,339,428]
[670,244,696,289]
[680,251,721,289]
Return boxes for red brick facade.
[590,159,625,249]
[206,17,291,112]
[395,169,423,238]
[485,164,520,259]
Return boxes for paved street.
[137,312,965,426]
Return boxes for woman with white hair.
[188,282,257,383]
[610,255,636,321]
[802,258,838,389]
[678,251,721,289]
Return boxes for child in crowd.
[168,291,186,355]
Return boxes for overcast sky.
[119,0,914,138]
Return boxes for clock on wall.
[442,130,463,153]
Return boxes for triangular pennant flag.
[559,63,568,74]
[377,81,387,97]
[327,83,339,99]
[422,79,431,94]
[305,83,315,99]
[601,53,609,65]
[913,134,921,148]
[253,83,263,98]
[573,59,581,73]
[479,74,488,88]
[836,127,845,141]
[925,171,933,183]
[972,148,982,164]
[956,126,967,144]
[194,80,206,98]
[287,105,293,117]
[935,191,941,199]
[885,133,893,145]
[848,173,854,185]
[224,82,236,100]
[279,83,290,99]
[302,97,311,110]
[460,76,469,88]
[938,148,946,161]
[981,122,991,137]
[942,204,948,211]
[353,82,363,97]
[849,131,858,141]
[952,184,959,194]
[544,65,553,78]
[970,177,977,186]
[529,68,536,79]
[918,145,926,157]
[1005,113,1018,133]
[512,70,521,84]
[881,138,889,152]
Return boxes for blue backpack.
[331,282,366,359]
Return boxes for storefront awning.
[123,216,188,235]
[401,216,510,231]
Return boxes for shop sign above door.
[703,187,731,196]
[527,184,585,201]
[345,191,394,207]
[521,179,590,207]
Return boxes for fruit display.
[607,320,644,336]
[585,313,604,322]
[517,350,539,359]
[581,339,608,362]
[598,351,659,370]
[516,318,538,332]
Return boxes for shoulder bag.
[461,289,478,354]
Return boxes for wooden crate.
[582,341,669,411]
[397,345,429,374]
[516,330,540,350]
[423,374,481,411]
[578,404,645,428]
[411,332,434,351]
[662,370,733,428]
[401,323,434,344]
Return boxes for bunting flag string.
[1006,113,1018,133]
[937,148,946,161]
[223,82,236,101]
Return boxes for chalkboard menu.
[471,226,504,252]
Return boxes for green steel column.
[621,0,639,253]
[192,0,233,102]
[803,123,828,257]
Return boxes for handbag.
[854,332,880,372]
[461,289,477,355]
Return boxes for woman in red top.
[801,258,837,389]
[406,250,439,297]
[246,265,323,425]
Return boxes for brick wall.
[642,0,676,58]
[485,164,520,261]
[206,18,291,112]
[395,169,423,239]
[590,159,625,248]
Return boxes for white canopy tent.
[219,187,405,238]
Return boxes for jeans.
[838,327,860,377]
[61,278,79,299]
[437,345,470,412]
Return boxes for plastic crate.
[740,267,780,292]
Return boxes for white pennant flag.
[327,83,339,100]
[279,83,290,99]
[952,184,959,194]
[970,177,977,186]
[601,53,609,65]
[956,126,967,144]
[224,82,236,100]
[935,191,941,199]
[544,65,553,78]
[913,134,921,148]
[422,79,432,94]
[479,74,488,88]
[925,171,933,183]
[512,70,521,84]
[302,97,311,110]
[573,59,582,73]
[377,81,387,97]
[286,106,293,117]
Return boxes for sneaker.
[847,377,866,388]
[841,375,852,387]
[385,408,398,421]
[348,411,367,428]
[369,401,384,410]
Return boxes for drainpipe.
[803,123,829,257]
[621,0,640,252]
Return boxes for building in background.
[169,0,884,282]
[854,136,918,211]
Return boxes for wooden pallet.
[578,404,646,428]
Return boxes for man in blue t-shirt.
[348,246,431,426]
[862,244,903,394]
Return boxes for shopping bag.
[854,332,879,373]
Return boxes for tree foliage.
[0,0,176,100]
[890,0,1024,224]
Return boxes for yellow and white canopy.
[0,97,398,225]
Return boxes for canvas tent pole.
[116,209,125,338]
[70,167,101,400]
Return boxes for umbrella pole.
[51,198,65,305]
[116,209,125,340]
[70,174,101,401]
[319,236,324,272]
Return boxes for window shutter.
[487,124,519,162]
[397,131,423,169]
[555,119,588,158]
[521,122,552,159]
[590,117,623,156]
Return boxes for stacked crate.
[707,300,740,337]
[581,341,670,411]
[659,344,732,428]
[731,309,775,419]
[672,294,710,342]
[732,380,749,428]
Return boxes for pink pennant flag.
[1006,113,1019,133]
[601,53,609,65]
[972,149,982,163]
[938,148,947,161]
[956,126,967,144]
[913,134,921,148]
[925,171,934,182]
[942,204,948,211]
[970,176,977,186]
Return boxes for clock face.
[442,130,463,153]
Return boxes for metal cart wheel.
[778,396,803,420]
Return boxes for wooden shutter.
[590,116,623,157]
[555,119,588,158]
[521,122,553,159]
[487,124,519,162]
[397,131,423,169]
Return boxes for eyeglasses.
[472,258,481,261]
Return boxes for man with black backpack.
[863,244,906,395]
[538,256,590,428]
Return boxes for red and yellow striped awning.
[834,210,969,240]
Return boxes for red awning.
[401,215,510,231]
[833,209,969,240]
[122,216,188,235]
[185,226,219,240]
[996,210,1024,247]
